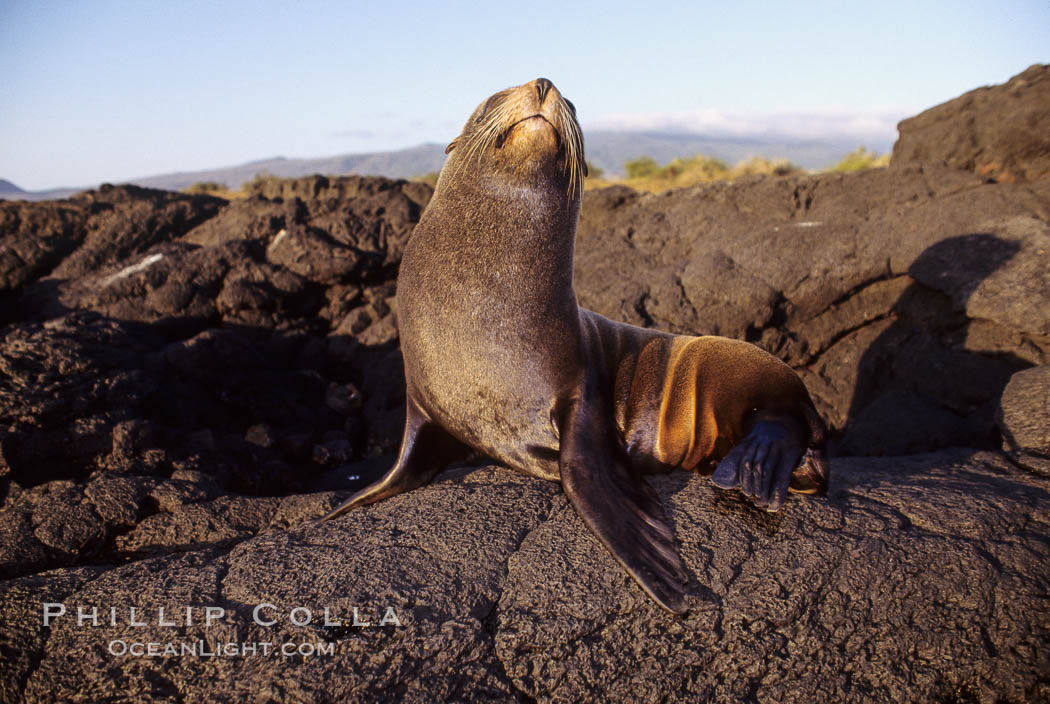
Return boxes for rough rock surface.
[3,454,1049,703]
[0,185,224,325]
[1,67,1049,702]
[891,63,1050,183]
[574,118,1050,455]
[2,176,430,500]
[999,366,1050,455]
[998,365,1050,477]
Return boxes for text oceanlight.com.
[107,640,337,658]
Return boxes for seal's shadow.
[706,489,784,536]
[839,233,1030,456]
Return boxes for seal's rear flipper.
[711,418,807,511]
[317,400,468,523]
[559,389,690,615]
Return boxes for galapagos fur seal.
[319,78,829,614]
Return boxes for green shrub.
[676,155,729,180]
[731,157,802,178]
[620,154,729,189]
[829,147,890,172]
[184,181,226,194]
[414,172,441,187]
[242,171,280,192]
[624,156,659,179]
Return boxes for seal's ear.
[445,138,459,154]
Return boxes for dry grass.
[180,172,295,199]
[828,147,891,172]
[181,181,247,199]
[412,172,441,188]
[584,153,803,192]
[584,148,889,192]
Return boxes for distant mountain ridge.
[130,144,451,194]
[0,179,79,202]
[2,130,892,201]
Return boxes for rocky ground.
[0,65,1048,702]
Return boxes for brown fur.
[319,79,827,611]
[580,312,827,492]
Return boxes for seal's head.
[442,78,586,197]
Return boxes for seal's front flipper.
[711,419,805,511]
[317,401,467,523]
[559,390,689,615]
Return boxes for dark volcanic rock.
[246,173,433,211]
[0,309,377,500]
[892,63,1050,183]
[2,69,1050,702]
[0,313,169,484]
[0,475,159,579]
[4,454,1049,703]
[2,175,420,493]
[576,169,1049,454]
[0,200,86,296]
[19,176,429,328]
[998,366,1050,476]
[998,366,1050,455]
[0,185,224,298]
[49,185,226,281]
[574,111,1050,455]
[0,565,105,701]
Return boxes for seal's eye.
[475,96,498,124]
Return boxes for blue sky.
[1,0,1047,190]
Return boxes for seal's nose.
[535,78,553,104]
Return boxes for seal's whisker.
[442,81,586,196]
[324,78,829,617]
[557,101,586,197]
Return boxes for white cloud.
[584,107,912,144]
